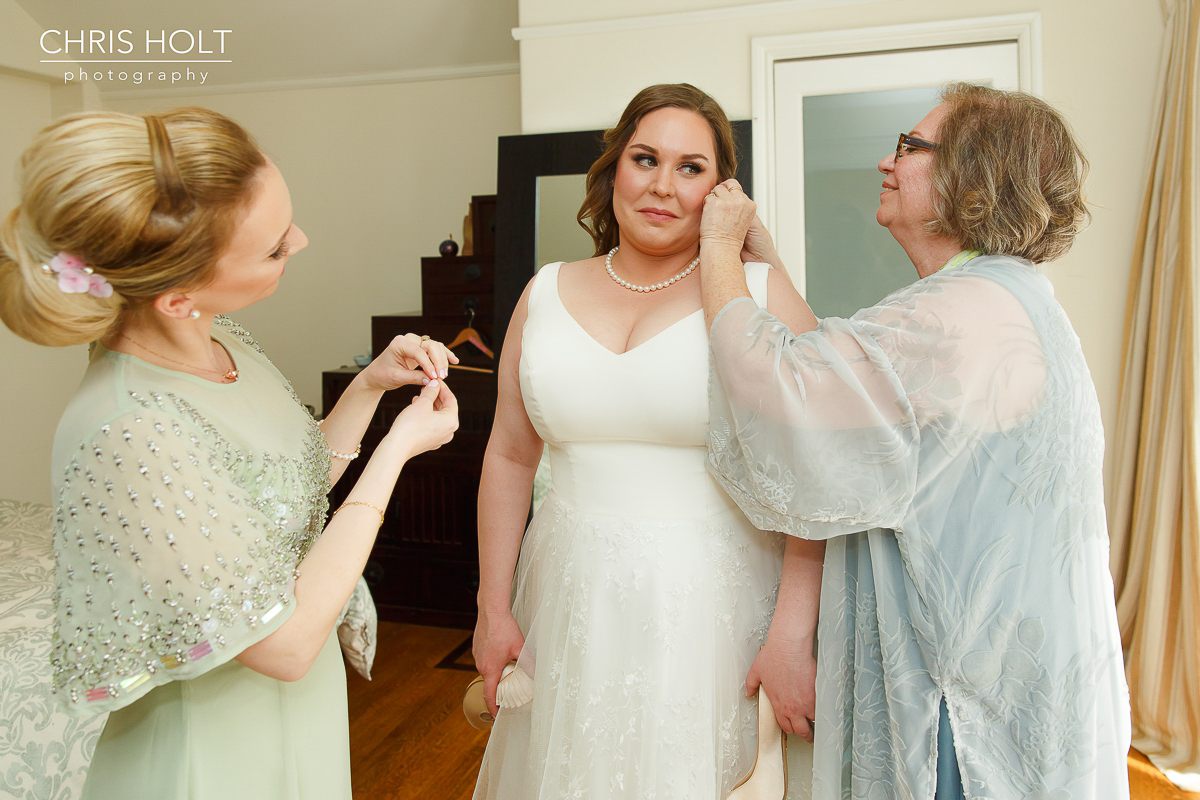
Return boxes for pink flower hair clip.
[41,252,113,298]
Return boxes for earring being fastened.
[605,247,699,293]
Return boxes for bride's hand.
[357,333,460,391]
[701,179,757,252]
[472,607,526,718]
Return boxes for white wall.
[0,1,521,503]
[515,0,1166,491]
[106,73,522,416]
[0,0,1164,502]
[0,0,99,504]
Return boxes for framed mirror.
[493,120,753,351]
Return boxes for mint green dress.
[51,318,350,800]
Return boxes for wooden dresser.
[322,196,497,629]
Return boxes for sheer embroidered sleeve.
[52,388,328,715]
[707,264,1046,539]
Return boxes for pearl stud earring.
[189,310,201,319]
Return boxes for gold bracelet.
[332,500,385,526]
[330,443,362,461]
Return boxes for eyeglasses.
[896,133,939,160]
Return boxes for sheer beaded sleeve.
[52,337,330,716]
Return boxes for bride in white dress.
[472,84,821,799]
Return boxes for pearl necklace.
[605,246,699,293]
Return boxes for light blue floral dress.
[707,255,1131,800]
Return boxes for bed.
[0,499,104,800]
[0,496,377,799]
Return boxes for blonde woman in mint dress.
[0,107,458,799]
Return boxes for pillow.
[336,576,378,680]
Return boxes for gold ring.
[420,335,431,342]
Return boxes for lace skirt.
[473,492,784,799]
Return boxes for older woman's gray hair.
[928,82,1090,263]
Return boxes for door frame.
[750,13,1043,239]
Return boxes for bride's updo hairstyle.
[0,107,266,346]
[577,83,738,256]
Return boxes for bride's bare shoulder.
[558,255,604,271]
[557,255,606,286]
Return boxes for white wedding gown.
[473,262,801,800]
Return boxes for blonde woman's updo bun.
[0,107,265,346]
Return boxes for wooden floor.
[347,621,488,800]
[1129,749,1200,800]
[349,622,1197,800]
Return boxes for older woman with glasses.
[697,83,1131,799]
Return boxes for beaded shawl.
[50,317,331,715]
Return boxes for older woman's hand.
[741,215,787,272]
[358,333,460,392]
[701,179,757,252]
[746,633,817,743]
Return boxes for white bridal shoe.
[462,661,534,730]
[727,687,788,800]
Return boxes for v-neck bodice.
[518,261,768,517]
[553,263,704,357]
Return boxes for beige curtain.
[1109,0,1199,775]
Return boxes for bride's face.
[612,107,719,257]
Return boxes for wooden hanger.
[447,307,494,359]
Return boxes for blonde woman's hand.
[359,333,460,391]
[384,380,459,459]
[701,179,757,252]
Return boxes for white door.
[754,16,1037,316]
